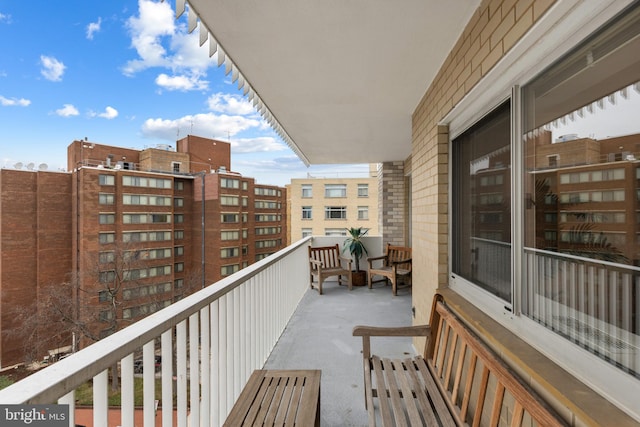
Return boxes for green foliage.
[75,378,164,406]
[0,376,14,390]
[343,227,369,272]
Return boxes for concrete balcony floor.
[263,280,414,427]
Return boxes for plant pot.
[351,270,367,287]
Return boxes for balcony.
[0,236,413,426]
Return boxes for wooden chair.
[308,244,352,295]
[367,244,411,296]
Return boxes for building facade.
[0,135,286,367]
[287,174,379,244]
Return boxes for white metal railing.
[524,247,640,377]
[0,237,312,427]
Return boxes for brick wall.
[378,162,407,246]
[410,0,555,326]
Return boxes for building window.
[99,251,115,264]
[174,214,184,223]
[99,193,114,205]
[357,184,369,197]
[302,206,312,220]
[221,264,239,276]
[175,246,184,256]
[174,230,184,240]
[324,228,347,237]
[520,2,640,380]
[221,230,240,240]
[122,176,172,189]
[99,233,115,244]
[242,181,248,190]
[221,195,239,205]
[175,262,184,273]
[221,213,239,223]
[324,184,346,198]
[452,101,511,301]
[171,162,181,173]
[255,187,278,196]
[221,178,240,189]
[175,180,184,191]
[99,213,115,224]
[358,206,369,220]
[221,247,239,258]
[325,206,347,220]
[301,228,312,238]
[99,174,115,186]
[255,214,280,222]
[174,197,184,207]
[301,184,312,198]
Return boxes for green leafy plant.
[343,227,369,272]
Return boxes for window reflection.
[522,2,640,377]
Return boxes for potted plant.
[343,227,369,286]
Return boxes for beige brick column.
[378,161,407,246]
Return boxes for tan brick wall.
[411,0,555,326]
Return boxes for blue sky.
[0,0,368,186]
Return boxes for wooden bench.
[309,244,352,295]
[367,244,412,296]
[224,369,321,426]
[353,294,567,427]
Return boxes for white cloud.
[141,112,263,143]
[122,0,214,81]
[86,17,102,40]
[155,73,208,91]
[207,93,256,116]
[122,0,175,75]
[92,106,119,119]
[40,55,66,82]
[55,104,79,117]
[0,95,31,107]
[228,137,287,154]
[0,13,11,24]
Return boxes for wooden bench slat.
[372,356,394,427]
[451,341,467,406]
[394,359,423,426]
[381,357,408,427]
[273,376,296,425]
[489,382,506,427]
[510,401,525,427]
[364,361,377,427]
[295,373,321,425]
[460,352,478,422]
[417,357,458,427]
[224,370,320,427]
[472,365,490,427]
[354,295,568,427]
[404,358,440,426]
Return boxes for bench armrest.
[366,255,386,262]
[309,259,323,268]
[353,325,430,360]
[390,258,412,265]
[353,325,429,337]
[339,256,353,268]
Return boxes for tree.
[8,241,202,389]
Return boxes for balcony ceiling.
[187,0,480,165]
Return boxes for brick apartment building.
[0,135,286,368]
